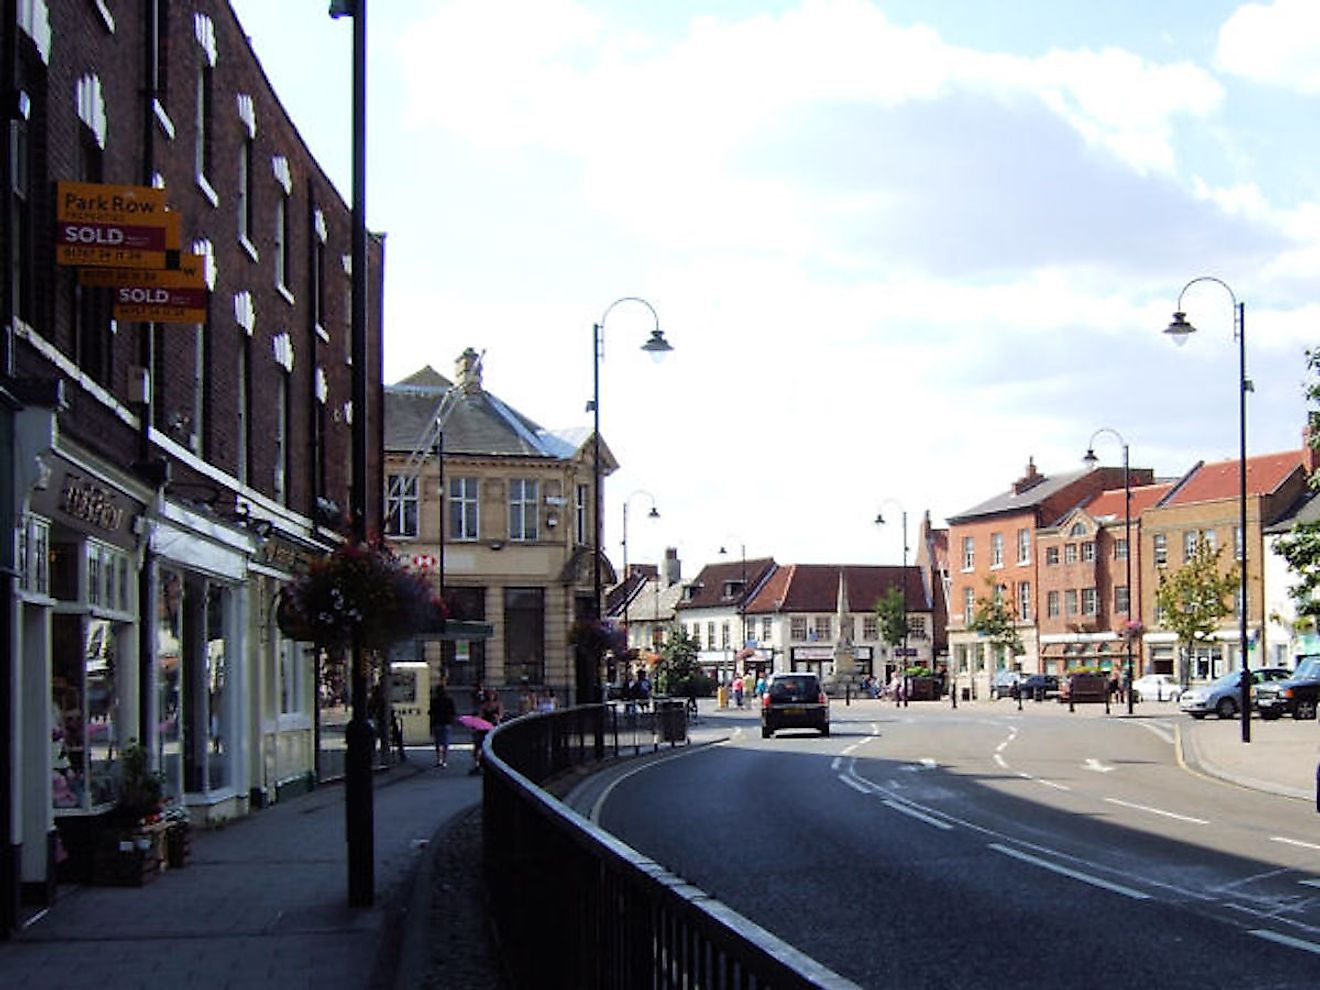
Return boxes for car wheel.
[1215,697,1238,719]
[1294,699,1317,721]
[1190,713,1206,720]
[761,726,772,738]
[1259,709,1282,721]
[821,726,830,738]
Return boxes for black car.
[1012,674,1059,701]
[761,672,830,738]
[1255,657,1320,720]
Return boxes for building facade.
[2,1,383,924]
[382,353,607,706]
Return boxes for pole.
[591,322,603,705]
[622,500,630,645]
[1124,443,1134,715]
[344,0,374,907]
[901,510,909,708]
[1238,301,1250,743]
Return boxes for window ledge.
[154,100,175,139]
[196,173,219,208]
[315,324,330,344]
[239,235,259,263]
[276,284,295,307]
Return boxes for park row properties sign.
[55,181,207,324]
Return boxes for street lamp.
[331,0,374,907]
[874,501,910,708]
[591,299,672,698]
[621,490,659,647]
[1164,277,1251,744]
[718,536,748,684]
[1083,428,1134,715]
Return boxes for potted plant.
[93,740,170,885]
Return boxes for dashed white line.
[1104,797,1208,825]
[1272,836,1320,852]
[839,775,871,795]
[882,799,954,830]
[988,843,1151,900]
[1248,929,1320,956]
[1300,879,1320,889]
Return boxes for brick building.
[2,2,383,925]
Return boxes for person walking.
[430,681,456,768]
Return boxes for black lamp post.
[621,490,659,647]
[718,537,748,680]
[591,299,671,698]
[1083,428,1134,715]
[1164,277,1251,744]
[329,0,373,905]
[875,502,909,708]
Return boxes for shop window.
[157,569,184,800]
[52,614,122,812]
[503,587,544,684]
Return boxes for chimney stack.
[455,347,483,395]
[663,547,682,587]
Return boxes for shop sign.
[58,473,126,533]
[792,646,835,661]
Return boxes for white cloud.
[1218,0,1320,93]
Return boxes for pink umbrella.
[458,714,495,731]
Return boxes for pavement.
[1,698,1314,990]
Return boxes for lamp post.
[875,502,910,708]
[1083,428,1134,715]
[330,0,373,905]
[591,299,672,699]
[621,490,659,649]
[1164,277,1251,744]
[718,537,749,671]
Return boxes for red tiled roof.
[1085,482,1175,521]
[745,563,927,614]
[676,558,776,610]
[1166,450,1305,505]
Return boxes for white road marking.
[994,754,1009,769]
[1138,721,1176,745]
[1083,758,1114,773]
[1300,879,1320,889]
[1034,777,1070,791]
[1248,930,1320,956]
[882,799,954,830]
[831,756,842,772]
[839,775,871,795]
[1104,797,1207,825]
[1272,836,1320,853]
[988,843,1151,900]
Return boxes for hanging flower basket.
[569,617,627,659]
[1118,620,1145,642]
[276,537,446,653]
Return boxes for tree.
[1274,347,1320,623]
[969,576,1024,666]
[1154,538,1240,686]
[654,628,708,697]
[873,585,908,665]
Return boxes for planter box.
[907,677,941,701]
[92,822,168,886]
[165,821,191,869]
[1062,674,1109,704]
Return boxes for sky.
[229,0,1319,575]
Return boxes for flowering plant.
[277,537,446,653]
[569,617,627,659]
[1118,619,1145,642]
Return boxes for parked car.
[990,669,1023,700]
[1131,673,1182,702]
[1178,667,1291,720]
[1255,657,1320,721]
[1013,674,1059,701]
[761,672,830,738]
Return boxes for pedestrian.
[733,674,745,708]
[537,688,557,712]
[470,689,504,775]
[429,681,456,768]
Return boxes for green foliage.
[873,585,908,648]
[969,576,1024,659]
[654,628,710,696]
[114,739,165,824]
[1275,348,1320,620]
[1155,538,1239,682]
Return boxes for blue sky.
[231,0,1318,571]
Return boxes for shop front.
[12,429,150,893]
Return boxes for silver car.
[1178,668,1290,719]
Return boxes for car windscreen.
[768,677,818,701]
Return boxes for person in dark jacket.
[430,682,457,768]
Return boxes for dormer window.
[723,580,745,599]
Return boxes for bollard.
[1017,687,1023,712]
[1315,761,1319,814]
[845,683,851,706]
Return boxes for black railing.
[483,703,860,990]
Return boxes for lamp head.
[718,545,728,556]
[647,506,660,519]
[874,513,886,526]
[1165,311,1196,347]
[641,329,674,364]
[1082,448,1099,469]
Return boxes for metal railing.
[482,702,861,989]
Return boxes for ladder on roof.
[385,350,483,506]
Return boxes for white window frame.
[1017,528,1031,564]
[386,474,419,538]
[1017,581,1032,622]
[508,479,538,542]
[449,476,479,541]
[1081,587,1098,616]
[990,532,1004,568]
[961,536,974,570]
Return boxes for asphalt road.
[592,705,1320,989]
